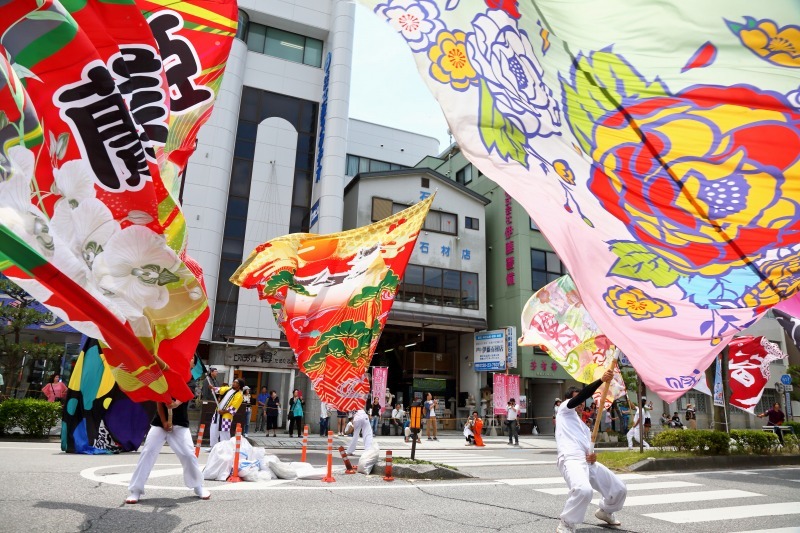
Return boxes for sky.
[349,4,451,153]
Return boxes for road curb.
[384,462,473,480]
[630,454,800,472]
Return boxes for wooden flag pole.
[591,357,618,445]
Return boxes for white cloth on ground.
[128,426,204,495]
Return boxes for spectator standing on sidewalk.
[266,390,280,437]
[201,368,218,401]
[555,369,627,533]
[256,387,268,433]
[425,393,438,441]
[242,386,252,437]
[319,400,330,437]
[506,398,520,446]
[288,389,304,438]
[369,397,381,436]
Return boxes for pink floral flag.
[372,367,389,409]
[360,0,800,401]
[493,373,507,416]
[519,275,626,408]
[727,336,786,413]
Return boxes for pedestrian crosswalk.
[391,449,553,467]
[495,471,800,530]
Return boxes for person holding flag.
[627,404,651,450]
[208,378,245,449]
[555,369,627,533]
[126,395,210,504]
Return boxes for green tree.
[0,279,65,397]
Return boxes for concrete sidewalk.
[248,430,557,451]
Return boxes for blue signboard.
[314,52,332,184]
[781,374,792,385]
[309,199,320,229]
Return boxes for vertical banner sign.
[493,373,507,416]
[474,330,507,371]
[713,355,725,407]
[728,336,787,413]
[506,326,517,369]
[372,366,388,409]
[518,395,527,414]
[506,374,520,404]
[314,52,332,184]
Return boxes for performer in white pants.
[126,400,210,504]
[346,406,373,455]
[555,370,627,533]
[627,406,651,450]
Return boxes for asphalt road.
[1,441,799,533]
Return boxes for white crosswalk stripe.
[603,489,763,507]
[390,450,553,467]
[733,528,800,533]
[536,480,700,495]
[644,502,800,524]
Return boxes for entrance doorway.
[233,367,295,431]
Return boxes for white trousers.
[208,414,231,448]
[346,414,374,455]
[627,427,650,448]
[558,458,627,527]
[128,426,204,495]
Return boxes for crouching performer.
[556,369,626,532]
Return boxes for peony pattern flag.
[519,275,626,408]
[359,0,800,401]
[727,336,786,413]
[231,197,433,412]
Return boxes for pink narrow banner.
[372,367,388,410]
[506,375,520,405]
[493,374,507,416]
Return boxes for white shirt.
[506,404,520,421]
[632,407,641,428]
[319,401,328,415]
[392,408,404,420]
[555,401,591,461]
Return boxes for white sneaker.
[194,487,211,500]
[556,519,575,533]
[595,509,621,525]
[125,491,141,504]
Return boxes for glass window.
[346,154,360,176]
[234,139,255,159]
[368,159,391,172]
[270,95,300,125]
[296,150,314,172]
[440,212,457,234]
[303,38,323,67]
[531,248,566,291]
[236,10,250,42]
[289,207,309,233]
[424,267,442,305]
[298,102,317,133]
[226,196,249,218]
[237,121,258,141]
[399,265,424,303]
[229,159,253,197]
[530,217,540,231]
[372,197,393,222]
[546,251,561,273]
[265,27,305,64]
[392,202,408,215]
[462,272,478,309]
[218,261,241,294]
[424,211,441,232]
[246,23,266,53]
[442,270,460,307]
[240,87,260,119]
[223,217,247,239]
[465,216,479,230]
[291,171,312,208]
[456,165,473,185]
[222,238,244,258]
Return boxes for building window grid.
[244,22,324,68]
[465,216,479,230]
[531,248,567,292]
[345,154,408,176]
[456,165,473,185]
[396,264,479,310]
[388,201,458,236]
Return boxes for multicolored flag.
[62,338,153,454]
[231,197,433,412]
[0,0,236,402]
[519,275,626,408]
[727,336,786,413]
[359,0,800,401]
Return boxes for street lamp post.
[409,400,422,460]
